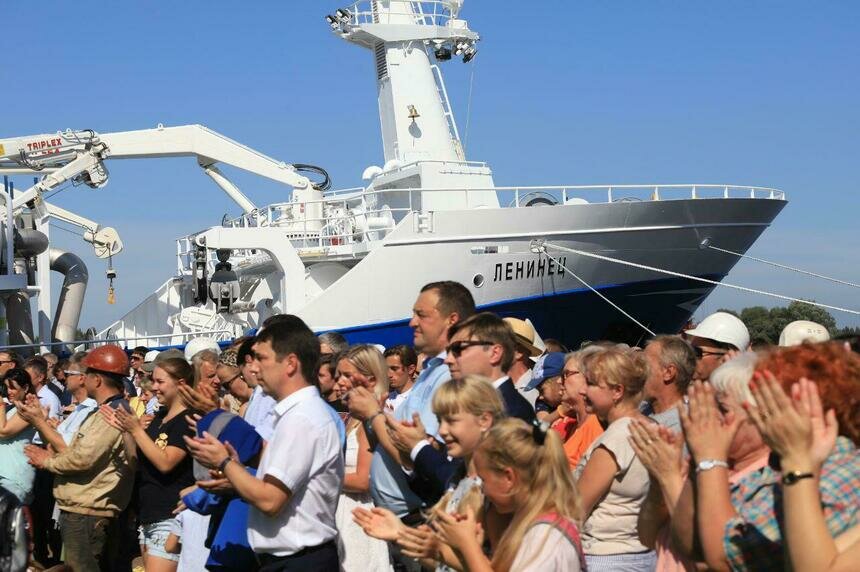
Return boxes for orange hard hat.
[82,345,129,376]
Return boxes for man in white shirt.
[186,318,344,571]
[24,356,61,420]
[383,345,417,414]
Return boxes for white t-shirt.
[36,385,61,420]
[248,386,344,556]
[174,510,210,572]
[575,416,651,555]
[384,388,411,414]
[510,523,583,572]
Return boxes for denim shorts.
[138,518,181,562]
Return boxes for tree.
[728,302,838,346]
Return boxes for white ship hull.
[101,194,785,348]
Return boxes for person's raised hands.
[352,506,404,541]
[397,524,439,560]
[343,386,380,421]
[680,381,740,463]
[746,372,837,473]
[386,412,428,453]
[13,393,48,424]
[431,507,481,554]
[629,419,685,484]
[178,381,220,413]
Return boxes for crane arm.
[2,124,315,213]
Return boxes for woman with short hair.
[574,347,655,571]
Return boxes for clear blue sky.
[4,1,859,331]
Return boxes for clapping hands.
[628,419,685,484]
[681,381,740,463]
[745,372,837,473]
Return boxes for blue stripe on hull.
[337,275,723,349]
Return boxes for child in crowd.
[354,375,506,570]
[432,417,585,571]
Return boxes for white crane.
[0,123,327,351]
[0,124,322,215]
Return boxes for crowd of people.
[0,280,858,572]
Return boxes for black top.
[136,408,195,524]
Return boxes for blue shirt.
[393,352,450,437]
[32,397,97,446]
[369,352,451,516]
[57,398,98,445]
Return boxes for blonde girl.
[353,375,506,570]
[434,417,585,571]
[334,345,392,571]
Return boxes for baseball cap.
[525,352,565,391]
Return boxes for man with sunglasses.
[684,311,750,382]
[444,312,536,424]
[16,352,98,452]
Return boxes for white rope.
[537,240,860,316]
[538,249,656,336]
[707,244,860,289]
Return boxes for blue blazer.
[497,378,537,424]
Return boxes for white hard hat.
[685,312,750,350]
[184,337,222,361]
[779,320,830,347]
[143,350,160,363]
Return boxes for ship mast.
[328,1,478,165]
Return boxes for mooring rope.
[706,244,860,289]
[533,240,860,316]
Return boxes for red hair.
[756,342,860,445]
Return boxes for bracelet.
[217,457,233,472]
[366,410,385,425]
[782,470,815,485]
[695,459,729,473]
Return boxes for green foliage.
[730,302,838,346]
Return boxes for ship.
[0,1,786,352]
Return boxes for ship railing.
[345,1,454,27]
[1,329,235,353]
[177,183,785,271]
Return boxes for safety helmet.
[685,312,750,351]
[184,337,222,361]
[779,320,831,347]
[81,345,130,376]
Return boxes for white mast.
[328,1,478,165]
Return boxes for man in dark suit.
[443,312,536,423]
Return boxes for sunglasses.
[63,370,84,377]
[223,373,244,386]
[693,346,727,359]
[447,340,494,358]
[561,369,582,380]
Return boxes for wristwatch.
[695,459,729,473]
[782,470,814,485]
[217,456,233,472]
